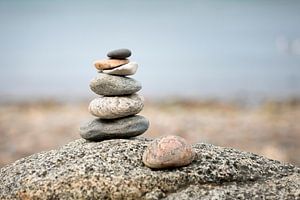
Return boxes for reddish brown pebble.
[142,135,195,169]
[93,59,129,70]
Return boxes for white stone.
[102,62,138,76]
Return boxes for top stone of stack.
[107,48,132,59]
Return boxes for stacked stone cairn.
[80,48,149,141]
[80,48,195,169]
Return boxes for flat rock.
[107,48,131,59]
[1,138,299,199]
[89,94,144,119]
[102,62,138,76]
[93,59,129,70]
[90,73,141,96]
[143,135,195,169]
[80,115,149,141]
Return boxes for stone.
[93,59,129,70]
[1,138,299,199]
[102,62,138,76]
[89,94,144,119]
[142,135,195,169]
[90,73,141,96]
[79,115,149,141]
[107,48,131,59]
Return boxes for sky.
[0,0,300,102]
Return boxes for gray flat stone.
[1,138,299,199]
[80,115,149,141]
[89,94,144,119]
[107,48,131,59]
[90,73,141,96]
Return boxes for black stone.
[107,48,132,59]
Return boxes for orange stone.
[142,135,195,169]
[93,59,129,70]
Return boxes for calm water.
[0,1,300,102]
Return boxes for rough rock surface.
[89,94,144,119]
[80,115,149,141]
[90,73,141,96]
[0,138,299,200]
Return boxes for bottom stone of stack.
[80,115,149,141]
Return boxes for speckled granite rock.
[0,138,299,199]
[90,73,141,96]
[80,115,149,141]
[89,94,144,119]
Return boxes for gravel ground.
[0,99,299,167]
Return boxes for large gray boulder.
[0,138,299,199]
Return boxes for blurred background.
[0,0,299,166]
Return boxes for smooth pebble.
[79,115,149,141]
[142,135,195,169]
[102,62,138,76]
[89,94,144,119]
[107,48,131,59]
[93,59,129,70]
[90,73,141,96]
